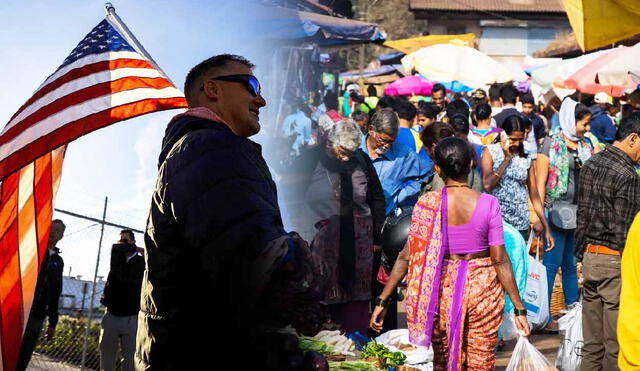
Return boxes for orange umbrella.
[560,46,636,97]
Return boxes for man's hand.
[136,246,144,253]
[45,327,55,341]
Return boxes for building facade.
[409,0,571,61]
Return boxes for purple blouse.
[446,193,504,254]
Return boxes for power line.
[54,208,144,234]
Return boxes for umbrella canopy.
[596,42,640,88]
[384,33,476,54]
[531,49,610,92]
[562,46,636,96]
[502,61,529,83]
[383,75,435,96]
[563,0,640,51]
[401,43,514,88]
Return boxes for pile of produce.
[328,361,382,370]
[312,330,357,356]
[360,341,407,368]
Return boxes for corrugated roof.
[410,0,565,13]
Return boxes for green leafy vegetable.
[328,360,382,370]
[360,340,406,367]
[299,335,335,355]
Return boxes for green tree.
[345,0,421,70]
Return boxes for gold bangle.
[493,171,501,178]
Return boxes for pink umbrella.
[383,75,435,96]
[561,46,636,97]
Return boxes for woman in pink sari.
[370,137,530,370]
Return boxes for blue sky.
[0,0,285,279]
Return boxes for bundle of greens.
[328,360,382,370]
[360,340,407,368]
[299,335,335,356]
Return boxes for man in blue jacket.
[590,92,617,144]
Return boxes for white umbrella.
[401,43,514,88]
[596,42,640,87]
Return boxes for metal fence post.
[80,197,108,370]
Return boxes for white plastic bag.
[375,329,433,366]
[500,312,521,341]
[525,244,550,329]
[506,335,558,371]
[555,302,583,371]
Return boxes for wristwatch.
[514,307,527,317]
[375,297,389,308]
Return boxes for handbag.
[548,200,577,230]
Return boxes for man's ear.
[202,79,221,101]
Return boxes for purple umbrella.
[383,75,435,96]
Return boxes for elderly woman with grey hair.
[284,119,386,333]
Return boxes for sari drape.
[405,189,504,370]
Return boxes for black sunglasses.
[201,74,261,96]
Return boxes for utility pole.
[80,197,108,370]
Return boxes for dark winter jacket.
[31,248,64,328]
[589,105,617,143]
[100,244,144,317]
[135,111,286,370]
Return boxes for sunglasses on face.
[201,74,261,96]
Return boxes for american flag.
[0,11,187,370]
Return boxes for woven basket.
[550,263,584,318]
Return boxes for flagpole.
[104,3,177,86]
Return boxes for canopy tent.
[596,42,640,89]
[530,49,610,92]
[339,65,400,84]
[255,6,385,45]
[563,0,640,51]
[384,33,476,54]
[402,42,514,89]
[562,46,636,96]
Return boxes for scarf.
[546,128,593,201]
[319,151,356,292]
[559,98,579,141]
[405,188,448,347]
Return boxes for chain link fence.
[26,209,141,371]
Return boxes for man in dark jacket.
[100,230,144,371]
[589,92,617,144]
[16,219,65,371]
[136,54,313,370]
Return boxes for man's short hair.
[521,94,535,105]
[432,83,446,95]
[396,100,417,121]
[616,112,640,141]
[488,84,502,102]
[120,229,135,241]
[500,84,518,105]
[418,102,437,119]
[184,54,255,106]
[52,219,66,232]
[351,110,368,122]
[370,108,399,136]
[446,99,470,119]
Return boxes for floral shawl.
[546,128,594,201]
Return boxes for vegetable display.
[299,336,336,355]
[360,341,407,368]
[328,361,382,370]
